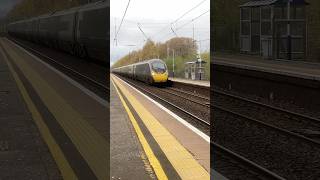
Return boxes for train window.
[136,64,144,74]
[145,64,150,74]
[151,61,166,73]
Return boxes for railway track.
[213,104,320,147]
[169,80,210,97]
[148,87,210,125]
[168,87,209,101]
[212,142,285,180]
[10,38,109,100]
[214,89,320,140]
[117,76,210,128]
[213,102,320,179]
[156,87,210,108]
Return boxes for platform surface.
[213,54,320,81]
[169,77,210,87]
[111,74,210,179]
[110,81,156,179]
[0,38,61,179]
[0,37,108,179]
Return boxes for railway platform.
[212,54,320,113]
[0,37,108,179]
[111,74,211,179]
[0,39,61,180]
[169,77,210,87]
[213,54,320,81]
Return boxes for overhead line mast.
[115,0,131,46]
[137,23,149,41]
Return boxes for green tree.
[112,37,197,68]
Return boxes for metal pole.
[193,24,195,48]
[287,0,291,60]
[114,18,117,46]
[137,23,148,41]
[193,24,195,40]
[199,59,202,80]
[199,40,202,59]
[199,41,202,80]
[172,49,175,78]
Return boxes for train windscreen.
[151,61,166,73]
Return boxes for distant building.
[239,0,308,60]
[184,56,207,80]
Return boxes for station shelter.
[184,58,207,80]
[239,0,308,60]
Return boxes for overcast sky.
[110,0,210,66]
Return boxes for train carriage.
[7,0,108,65]
[113,59,168,84]
[77,2,108,60]
[49,8,78,52]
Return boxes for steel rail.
[213,104,320,147]
[169,87,210,101]
[214,88,320,125]
[212,142,286,180]
[156,88,210,108]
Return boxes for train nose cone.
[152,72,168,83]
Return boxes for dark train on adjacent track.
[112,59,169,84]
[7,1,108,64]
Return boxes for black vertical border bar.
[106,0,111,178]
[210,0,214,176]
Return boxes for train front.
[150,60,168,83]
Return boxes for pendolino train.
[112,59,169,84]
[7,1,108,64]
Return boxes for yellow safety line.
[112,75,209,180]
[111,78,168,180]
[0,41,77,180]
[2,38,108,180]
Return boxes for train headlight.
[151,71,155,76]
